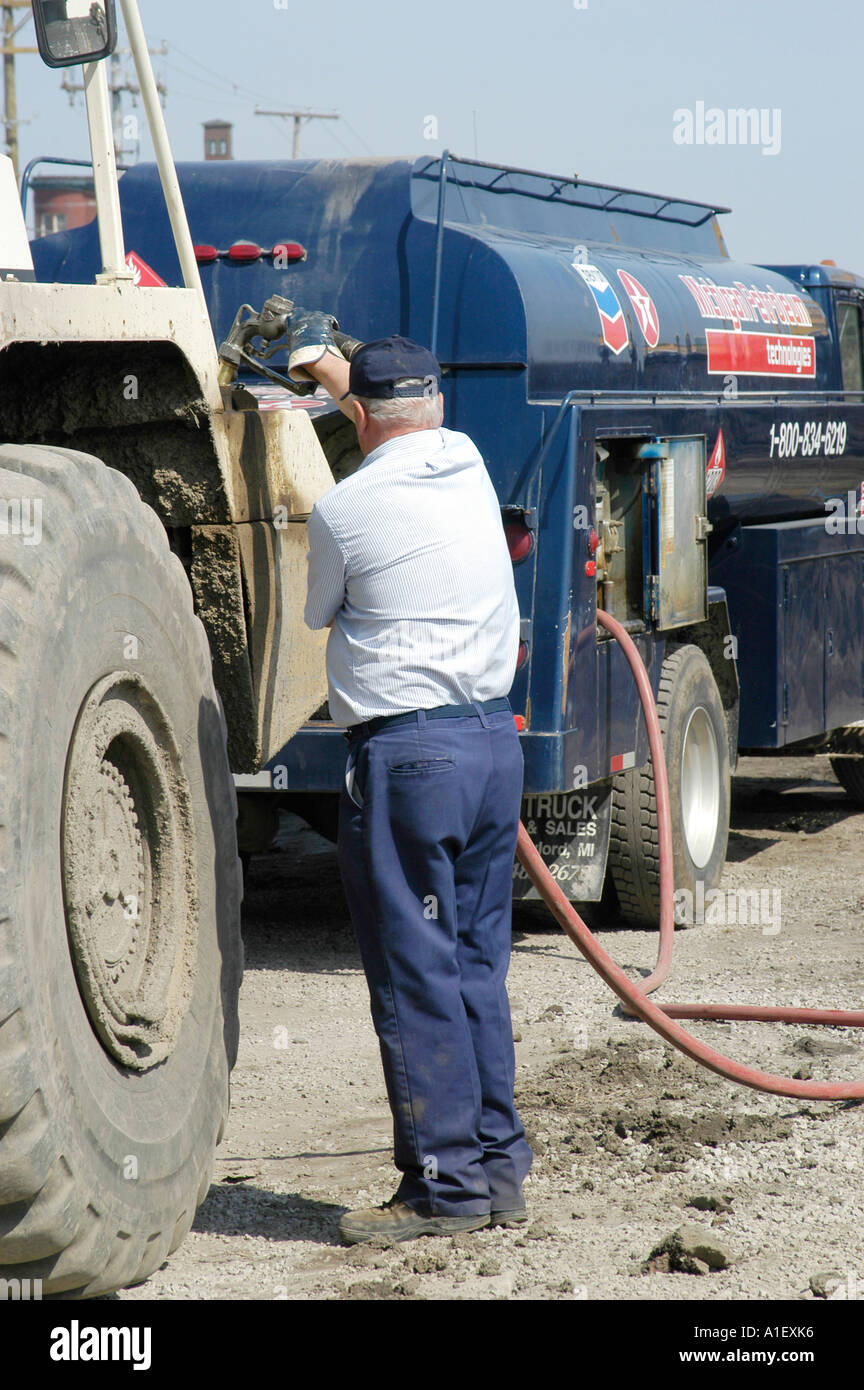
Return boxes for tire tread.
[0,445,241,1296]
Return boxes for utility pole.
[2,1,37,180]
[108,48,138,161]
[62,43,168,164]
[255,107,339,159]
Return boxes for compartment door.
[642,436,710,631]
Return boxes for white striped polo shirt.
[304,426,520,728]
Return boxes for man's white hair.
[356,383,442,432]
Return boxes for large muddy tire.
[607,644,730,928]
[0,446,242,1297]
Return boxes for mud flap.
[513,781,612,901]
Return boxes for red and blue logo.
[574,263,629,355]
[617,269,660,349]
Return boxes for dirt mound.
[519,1039,793,1172]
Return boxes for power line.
[158,54,239,99]
[322,121,357,159]
[169,41,286,109]
[158,66,254,109]
[339,114,374,156]
[161,84,245,109]
[150,41,375,159]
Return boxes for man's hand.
[287,306,358,421]
[286,308,344,383]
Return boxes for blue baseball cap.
[348,335,441,399]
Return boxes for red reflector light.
[271,241,307,262]
[587,527,599,555]
[513,714,526,732]
[228,241,263,262]
[516,640,529,669]
[193,244,219,264]
[505,521,533,563]
[585,560,597,578]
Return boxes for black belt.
[345,696,511,742]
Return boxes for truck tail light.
[228,241,263,262]
[193,241,307,265]
[505,519,533,564]
[271,241,307,262]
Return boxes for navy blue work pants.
[336,704,533,1217]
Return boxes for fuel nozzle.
[257,294,296,341]
[217,298,364,395]
[218,295,298,386]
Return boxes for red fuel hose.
[514,608,864,1100]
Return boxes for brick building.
[31,175,97,238]
[204,120,233,160]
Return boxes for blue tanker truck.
[32,152,864,924]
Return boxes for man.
[292,310,532,1244]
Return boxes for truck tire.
[0,445,242,1298]
[607,644,730,928]
[829,755,864,805]
[289,792,339,844]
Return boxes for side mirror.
[32,0,117,69]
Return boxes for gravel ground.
[119,754,864,1302]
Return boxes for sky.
[11,0,863,270]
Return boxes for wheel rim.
[62,672,198,1070]
[679,705,720,870]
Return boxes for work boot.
[338,1196,490,1245]
[489,1197,528,1227]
